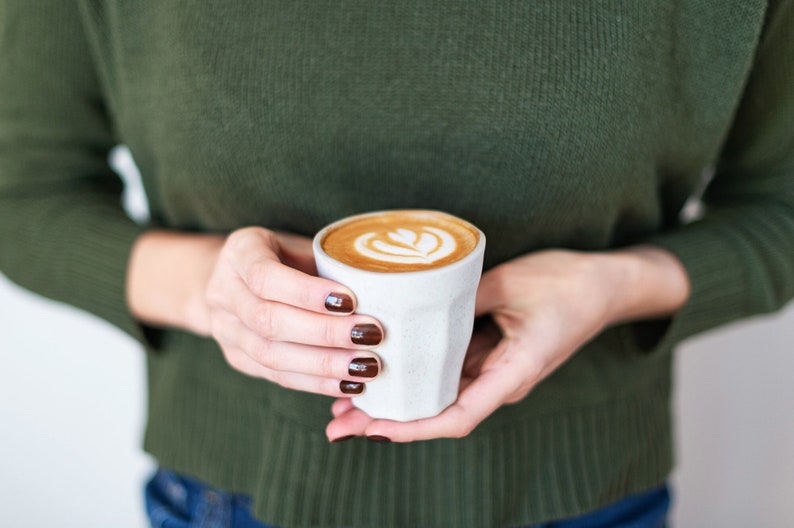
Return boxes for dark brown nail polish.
[339,380,365,394]
[351,324,383,346]
[332,435,356,443]
[367,435,391,443]
[325,293,354,313]
[348,358,379,378]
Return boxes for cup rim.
[313,209,486,277]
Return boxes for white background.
[1,149,792,527]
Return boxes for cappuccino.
[314,210,485,421]
[320,210,480,273]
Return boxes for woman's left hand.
[325,247,689,442]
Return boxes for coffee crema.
[320,210,480,272]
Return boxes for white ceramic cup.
[313,210,486,421]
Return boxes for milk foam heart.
[354,226,456,265]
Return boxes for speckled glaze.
[314,211,486,421]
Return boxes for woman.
[1,1,792,526]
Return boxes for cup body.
[313,211,485,421]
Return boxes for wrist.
[126,230,224,336]
[181,236,224,336]
[593,245,691,325]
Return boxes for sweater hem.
[143,370,673,527]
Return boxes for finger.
[229,229,356,315]
[331,398,356,418]
[325,375,481,442]
[233,287,384,348]
[245,257,359,315]
[363,342,527,442]
[222,348,371,398]
[326,404,375,441]
[215,315,382,380]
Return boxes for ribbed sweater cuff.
[63,208,149,344]
[633,218,749,352]
[7,197,151,345]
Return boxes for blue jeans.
[145,469,279,528]
[145,468,670,528]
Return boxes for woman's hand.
[325,246,689,442]
[127,227,383,397]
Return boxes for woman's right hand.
[127,227,383,397]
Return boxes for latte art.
[355,226,456,265]
[320,210,480,272]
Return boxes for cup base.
[352,394,456,422]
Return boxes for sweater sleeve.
[631,0,794,352]
[0,1,148,343]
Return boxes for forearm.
[596,245,691,325]
[126,230,224,336]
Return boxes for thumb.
[474,266,504,317]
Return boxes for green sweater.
[1,1,792,526]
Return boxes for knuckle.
[229,227,277,255]
[455,421,475,439]
[222,348,245,372]
[245,261,270,297]
[228,226,262,245]
[253,304,277,338]
[318,352,336,378]
[224,228,252,254]
[251,339,274,368]
[515,380,534,400]
[269,369,288,389]
[322,318,341,347]
[224,229,244,249]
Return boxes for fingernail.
[331,435,356,443]
[348,357,379,378]
[339,380,365,394]
[325,293,354,313]
[367,435,391,443]
[351,324,383,346]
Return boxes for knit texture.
[1,1,792,526]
